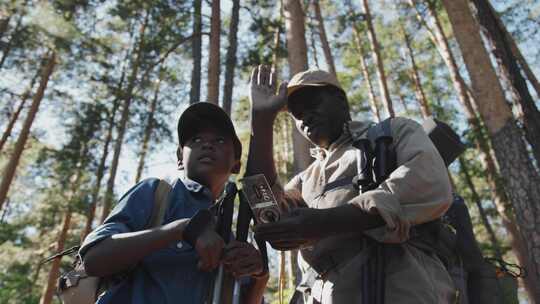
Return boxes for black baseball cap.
[177,102,242,160]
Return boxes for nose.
[201,139,216,150]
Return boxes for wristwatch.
[183,209,213,247]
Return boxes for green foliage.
[0,0,538,302]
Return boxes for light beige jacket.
[279,118,457,304]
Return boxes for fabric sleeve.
[79,178,160,257]
[349,117,452,243]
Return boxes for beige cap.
[287,69,344,97]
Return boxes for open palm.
[249,65,288,115]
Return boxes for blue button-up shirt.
[80,177,219,304]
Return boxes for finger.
[278,81,288,97]
[260,65,269,86]
[227,258,261,276]
[257,64,264,85]
[224,240,247,251]
[209,246,222,270]
[198,253,211,271]
[250,66,258,85]
[269,69,277,92]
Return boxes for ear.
[176,146,184,170]
[231,159,241,174]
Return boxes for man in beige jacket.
[245,65,456,303]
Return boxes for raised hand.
[249,65,288,117]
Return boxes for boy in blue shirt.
[81,102,268,303]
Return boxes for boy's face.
[178,126,240,188]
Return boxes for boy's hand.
[249,65,287,117]
[222,241,265,278]
[195,229,225,272]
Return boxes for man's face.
[288,88,349,149]
[180,126,239,188]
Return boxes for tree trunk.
[0,52,56,210]
[101,12,149,222]
[284,0,312,174]
[0,15,11,40]
[401,25,430,118]
[308,18,320,69]
[351,23,380,122]
[409,6,536,293]
[361,0,394,118]
[284,0,311,290]
[0,69,39,153]
[189,0,202,105]
[207,0,221,104]
[81,102,119,240]
[442,0,540,301]
[135,69,163,183]
[481,2,540,99]
[458,157,503,260]
[0,13,22,70]
[222,0,240,115]
[312,0,336,77]
[279,251,287,303]
[472,0,540,166]
[39,211,72,304]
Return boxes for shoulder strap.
[367,117,393,143]
[148,179,173,228]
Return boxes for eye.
[192,136,202,143]
[217,137,226,144]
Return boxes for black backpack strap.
[367,117,393,142]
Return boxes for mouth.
[198,155,215,163]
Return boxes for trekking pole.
[231,190,253,304]
[212,182,237,304]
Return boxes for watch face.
[240,174,281,224]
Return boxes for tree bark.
[0,15,11,40]
[81,101,119,240]
[361,0,394,118]
[135,69,163,183]
[284,0,312,174]
[190,0,202,105]
[442,0,540,301]
[401,25,430,118]
[0,14,23,70]
[353,30,380,122]
[284,0,311,290]
[207,0,221,104]
[458,157,503,260]
[308,17,320,69]
[0,52,56,210]
[472,0,540,166]
[101,12,149,222]
[222,0,240,115]
[39,211,72,304]
[482,2,540,99]
[0,69,39,153]
[409,7,534,291]
[312,0,336,77]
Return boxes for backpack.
[41,178,173,304]
[359,118,521,304]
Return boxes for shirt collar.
[309,121,360,160]
[182,176,205,193]
[181,175,228,204]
